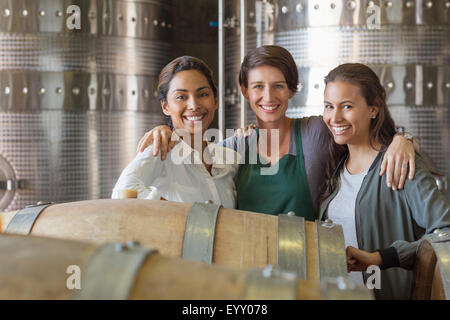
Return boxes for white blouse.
[111,138,240,209]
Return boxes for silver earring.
[372,115,377,119]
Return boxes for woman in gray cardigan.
[319,63,450,300]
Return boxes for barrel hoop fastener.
[5,202,54,235]
[73,241,156,300]
[277,212,307,279]
[182,201,221,264]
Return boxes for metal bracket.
[316,219,348,280]
[244,265,297,300]
[73,241,156,300]
[5,202,53,234]
[277,212,307,279]
[182,202,221,264]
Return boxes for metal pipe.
[240,0,247,128]
[218,0,225,137]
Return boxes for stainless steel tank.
[220,0,449,200]
[0,0,174,210]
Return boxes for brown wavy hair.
[321,63,397,201]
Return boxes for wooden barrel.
[412,230,450,300]
[0,199,348,281]
[0,233,372,300]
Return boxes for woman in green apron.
[135,46,416,220]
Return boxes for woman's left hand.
[346,246,382,272]
[380,135,415,190]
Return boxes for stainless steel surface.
[277,213,307,278]
[316,219,348,280]
[244,266,297,300]
[182,202,221,264]
[424,229,450,299]
[73,242,156,300]
[0,0,173,210]
[222,0,450,200]
[5,203,52,234]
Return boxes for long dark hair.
[321,63,397,201]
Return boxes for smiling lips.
[332,125,351,135]
[259,104,280,113]
[183,114,206,122]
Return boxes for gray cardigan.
[319,151,450,300]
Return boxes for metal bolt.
[405,1,414,8]
[39,88,46,95]
[287,211,296,216]
[425,1,433,8]
[262,265,275,278]
[72,87,80,96]
[3,8,10,17]
[114,243,126,252]
[296,4,304,12]
[347,0,356,10]
[4,87,10,95]
[427,82,433,89]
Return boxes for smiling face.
[161,70,217,135]
[323,80,379,146]
[241,65,295,125]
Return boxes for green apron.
[236,118,316,220]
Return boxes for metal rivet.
[330,3,336,9]
[56,87,62,94]
[144,17,148,24]
[3,8,10,17]
[287,211,296,216]
[427,82,433,89]
[425,1,433,8]
[21,9,28,17]
[4,87,10,95]
[314,4,319,10]
[131,17,136,23]
[405,1,414,8]
[153,19,158,26]
[282,6,289,14]
[39,10,46,17]
[296,4,304,12]
[161,21,166,27]
[131,90,136,96]
[446,1,450,8]
[89,88,96,95]
[445,83,450,88]
[56,10,62,17]
[39,88,46,95]
[386,81,394,89]
[386,1,393,8]
[72,87,80,95]
[103,88,110,96]
[22,87,28,94]
[347,0,356,10]
[406,82,413,89]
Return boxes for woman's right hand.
[137,125,175,160]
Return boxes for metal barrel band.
[5,202,54,235]
[73,242,156,300]
[425,229,450,299]
[182,202,221,264]
[277,213,307,279]
[316,219,347,280]
[244,266,297,300]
